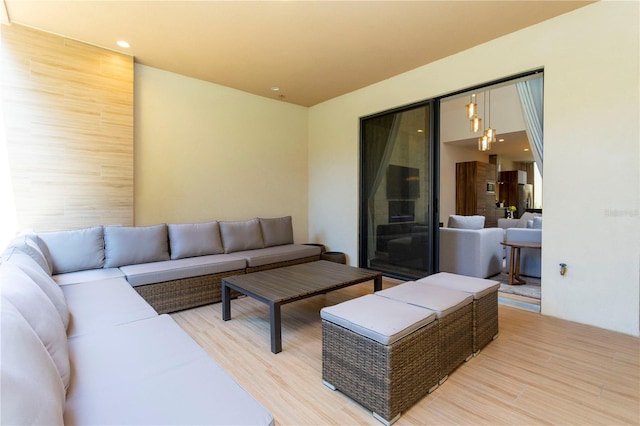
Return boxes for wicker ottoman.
[418,272,500,354]
[377,281,473,383]
[321,294,439,426]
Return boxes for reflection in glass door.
[359,102,437,280]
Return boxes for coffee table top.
[222,260,382,304]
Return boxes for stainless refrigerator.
[517,184,533,217]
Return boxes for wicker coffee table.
[221,260,382,353]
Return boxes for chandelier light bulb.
[466,94,477,119]
[484,127,495,141]
[478,135,490,151]
[470,116,482,133]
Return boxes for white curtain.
[366,115,401,260]
[516,78,544,176]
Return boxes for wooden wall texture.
[1,24,133,231]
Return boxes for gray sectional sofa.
[0,216,319,425]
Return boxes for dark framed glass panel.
[359,101,437,280]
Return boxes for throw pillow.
[516,212,540,228]
[219,218,265,253]
[168,221,224,259]
[104,224,170,268]
[259,216,294,247]
[38,226,105,274]
[532,216,543,229]
[447,215,485,229]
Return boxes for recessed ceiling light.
[417,129,424,133]
[270,86,280,92]
[116,40,130,49]
[498,138,505,142]
[524,148,530,151]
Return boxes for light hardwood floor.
[171,278,640,425]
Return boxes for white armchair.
[504,228,541,278]
[439,227,504,279]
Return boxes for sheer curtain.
[516,77,544,176]
[364,114,400,260]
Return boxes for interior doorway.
[439,72,543,306]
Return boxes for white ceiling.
[3,0,594,107]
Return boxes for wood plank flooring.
[171,278,640,425]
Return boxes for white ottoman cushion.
[320,294,436,345]
[377,281,472,318]
[417,272,500,299]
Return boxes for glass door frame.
[358,99,441,280]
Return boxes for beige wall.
[309,2,639,336]
[134,65,310,242]
[1,24,134,232]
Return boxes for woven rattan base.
[246,255,320,273]
[438,302,473,381]
[473,291,499,354]
[134,269,245,314]
[322,319,439,424]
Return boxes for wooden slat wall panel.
[1,24,133,232]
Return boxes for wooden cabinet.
[455,161,498,227]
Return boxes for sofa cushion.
[2,249,70,329]
[447,214,485,229]
[65,315,274,426]
[38,226,105,274]
[516,212,541,228]
[418,272,500,299]
[377,281,472,319]
[532,216,543,229]
[230,244,321,268]
[6,234,53,275]
[1,299,65,425]
[220,218,264,254]
[320,294,436,345]
[53,268,125,286]
[168,221,224,260]
[61,278,158,338]
[259,216,294,247]
[120,255,247,287]
[0,263,70,390]
[104,224,170,268]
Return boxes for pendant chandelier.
[466,91,497,151]
[467,94,481,133]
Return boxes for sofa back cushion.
[104,224,170,268]
[7,234,53,275]
[168,221,224,260]
[38,226,105,274]
[2,249,69,330]
[516,211,541,228]
[220,218,264,254]
[0,299,65,425]
[447,215,485,229]
[0,263,70,390]
[259,216,294,247]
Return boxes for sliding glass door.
[359,101,437,280]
